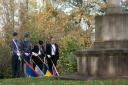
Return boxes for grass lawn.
[0,77,128,85]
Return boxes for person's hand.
[25,53,29,56]
[17,51,21,57]
[47,55,51,58]
[32,52,38,56]
[18,56,21,61]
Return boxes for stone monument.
[76,0,128,78]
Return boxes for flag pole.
[33,54,59,76]
[31,54,51,72]
[50,58,59,76]
[33,54,45,64]
[30,58,44,76]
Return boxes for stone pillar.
[77,57,82,74]
[77,56,87,76]
[90,57,98,76]
[108,56,115,76]
[81,57,87,75]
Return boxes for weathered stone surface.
[75,0,128,78]
[75,48,128,56]
[76,51,128,77]
[107,0,121,7]
[94,40,128,48]
[95,14,128,41]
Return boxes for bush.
[59,36,81,75]
[0,46,12,78]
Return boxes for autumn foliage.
[0,0,92,78]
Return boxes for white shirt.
[51,44,56,55]
[38,45,42,55]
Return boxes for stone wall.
[76,50,128,77]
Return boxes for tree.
[0,0,108,77]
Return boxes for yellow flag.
[45,70,52,77]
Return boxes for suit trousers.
[12,55,20,78]
[47,55,57,74]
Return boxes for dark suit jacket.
[11,39,21,56]
[32,45,45,57]
[46,43,59,60]
[21,40,31,54]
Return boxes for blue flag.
[25,62,40,77]
[35,65,44,76]
[43,63,49,74]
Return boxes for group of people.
[11,32,59,78]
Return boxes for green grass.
[0,77,128,85]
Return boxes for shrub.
[0,46,12,78]
[59,36,81,75]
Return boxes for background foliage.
[0,0,94,78]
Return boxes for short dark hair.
[38,40,43,45]
[12,32,18,36]
[24,32,29,37]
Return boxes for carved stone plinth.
[76,0,128,78]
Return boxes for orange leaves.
[28,0,37,8]
[19,0,92,48]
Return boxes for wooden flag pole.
[50,58,59,76]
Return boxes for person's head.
[24,32,29,38]
[38,40,43,45]
[50,37,55,44]
[12,32,18,38]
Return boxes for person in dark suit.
[31,40,45,70]
[46,37,59,74]
[11,32,21,78]
[21,32,31,76]
[22,32,31,63]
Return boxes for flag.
[52,65,59,76]
[35,65,44,76]
[43,63,49,74]
[43,63,52,77]
[45,70,52,77]
[24,62,40,77]
[52,66,57,76]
